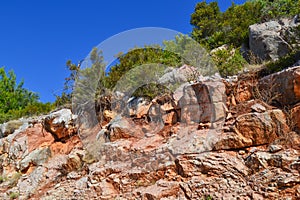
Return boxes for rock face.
[0,110,82,199]
[249,16,300,61]
[1,66,300,199]
[258,66,300,106]
[44,109,78,140]
[214,109,289,150]
[291,104,300,134]
[179,79,227,124]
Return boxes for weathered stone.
[258,66,300,106]
[249,17,300,61]
[25,124,54,152]
[291,104,300,133]
[50,135,82,155]
[251,103,267,113]
[127,97,151,118]
[245,149,300,173]
[162,111,178,125]
[103,110,117,122]
[269,145,283,153]
[178,80,227,124]
[158,65,196,85]
[19,147,51,172]
[44,109,77,140]
[0,120,24,138]
[214,109,289,150]
[106,115,143,142]
[17,166,46,198]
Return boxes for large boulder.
[178,79,227,124]
[258,66,300,106]
[158,65,197,85]
[290,104,300,135]
[249,16,300,61]
[44,109,77,140]
[126,97,151,118]
[105,115,143,142]
[214,109,289,150]
[0,119,28,138]
[148,94,179,125]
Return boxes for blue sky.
[0,0,247,102]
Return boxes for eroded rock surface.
[249,16,300,61]
[1,66,300,200]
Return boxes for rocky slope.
[1,15,300,200]
[0,63,300,200]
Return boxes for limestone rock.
[126,97,151,118]
[214,109,289,150]
[44,109,77,140]
[291,104,300,133]
[106,115,143,142]
[178,79,227,124]
[249,17,300,61]
[258,66,300,106]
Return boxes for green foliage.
[190,1,221,48]
[0,102,54,123]
[191,0,300,50]
[211,45,246,77]
[259,50,300,77]
[54,92,72,108]
[254,0,300,22]
[205,195,213,200]
[191,1,262,49]
[9,192,19,199]
[133,83,171,100]
[54,59,80,107]
[0,67,38,113]
[163,34,215,75]
[105,46,182,89]
[0,67,53,123]
[0,175,6,183]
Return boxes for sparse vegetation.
[0,175,6,183]
[259,50,300,77]
[8,172,21,187]
[9,192,19,199]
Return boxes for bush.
[9,192,19,199]
[191,1,262,49]
[211,45,247,77]
[259,50,300,77]
[0,102,54,124]
[191,0,300,50]
[0,67,54,123]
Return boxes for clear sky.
[0,0,247,102]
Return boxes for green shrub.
[211,45,246,77]
[9,192,19,199]
[259,50,300,77]
[0,102,54,124]
[0,67,54,123]
[191,0,300,50]
[0,175,6,183]
[191,1,262,49]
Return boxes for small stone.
[239,150,246,155]
[269,145,282,153]
[251,103,266,113]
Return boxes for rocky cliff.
[1,62,300,199]
[1,15,300,200]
